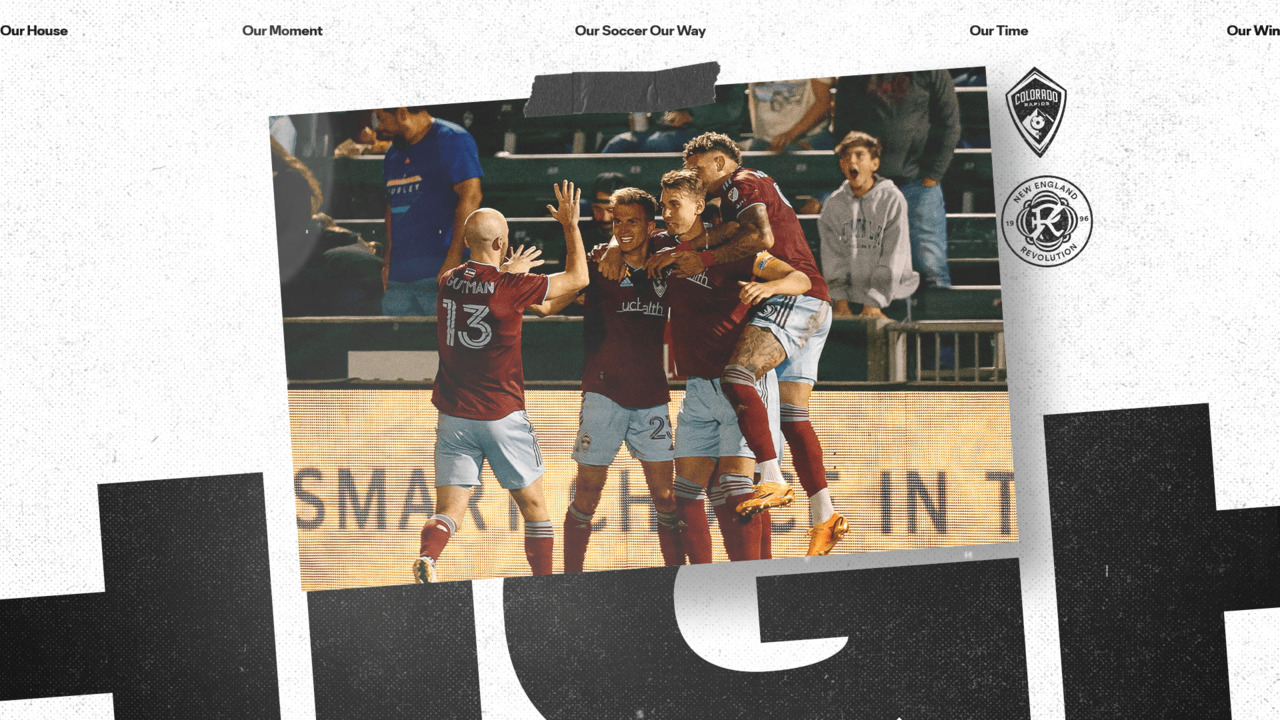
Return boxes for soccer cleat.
[735,482,795,517]
[805,512,849,556]
[412,556,438,584]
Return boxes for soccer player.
[414,181,588,583]
[529,187,683,572]
[652,132,846,557]
[657,169,811,563]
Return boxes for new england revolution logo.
[1006,68,1066,156]
[1002,176,1092,267]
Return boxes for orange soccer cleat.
[412,556,438,583]
[805,512,849,556]
[735,482,795,517]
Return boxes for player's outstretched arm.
[708,204,774,261]
[527,291,582,317]
[545,180,589,299]
[650,205,774,278]
[501,245,545,274]
[738,252,811,305]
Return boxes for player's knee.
[647,482,675,507]
[572,485,604,513]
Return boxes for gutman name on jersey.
[445,275,497,294]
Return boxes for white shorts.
[434,410,545,491]
[749,294,832,385]
[675,373,783,460]
[572,392,675,465]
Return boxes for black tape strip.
[524,61,719,116]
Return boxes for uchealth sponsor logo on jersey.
[1002,176,1092,267]
[618,298,665,317]
[684,271,712,290]
[1006,68,1066,157]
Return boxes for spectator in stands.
[272,136,328,316]
[319,221,385,316]
[601,84,749,153]
[270,115,298,154]
[819,132,919,319]
[744,78,834,152]
[581,171,628,246]
[375,106,484,316]
[831,72,961,288]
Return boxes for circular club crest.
[1001,176,1092,267]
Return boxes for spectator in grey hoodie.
[819,131,919,318]
[831,72,960,287]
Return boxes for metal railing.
[885,320,1006,385]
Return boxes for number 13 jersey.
[433,262,550,420]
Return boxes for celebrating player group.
[415,132,845,583]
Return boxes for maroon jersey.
[664,243,756,380]
[432,262,549,421]
[581,241,673,408]
[709,166,830,302]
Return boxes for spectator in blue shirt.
[374,106,484,315]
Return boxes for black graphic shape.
[504,562,1030,719]
[308,582,481,719]
[1045,404,1280,718]
[0,474,281,719]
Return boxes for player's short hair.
[835,131,882,161]
[592,171,628,198]
[659,169,705,198]
[610,187,658,220]
[379,105,432,114]
[682,131,742,164]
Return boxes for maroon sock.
[759,509,773,560]
[655,509,684,566]
[711,495,742,560]
[418,514,455,561]
[723,492,761,561]
[562,505,593,574]
[721,366,778,463]
[782,415,828,497]
[676,498,713,564]
[524,520,554,575]
[656,523,684,566]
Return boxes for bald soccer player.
[414,181,589,583]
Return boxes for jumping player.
[652,132,846,556]
[414,181,588,583]
[529,187,683,572]
[657,169,810,563]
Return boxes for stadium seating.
[286,70,1004,386]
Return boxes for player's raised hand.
[501,245,545,274]
[597,243,627,281]
[738,280,777,305]
[668,250,707,278]
[548,180,581,226]
[644,250,678,279]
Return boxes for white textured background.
[1,1,1278,718]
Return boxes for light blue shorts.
[434,410,545,490]
[572,392,674,466]
[749,294,832,385]
[675,374,782,460]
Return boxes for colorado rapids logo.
[1006,68,1066,157]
